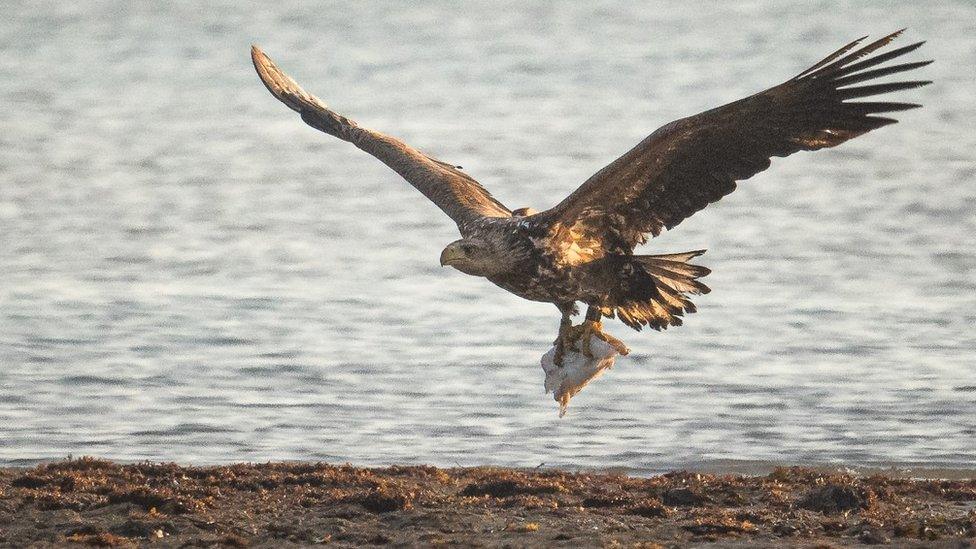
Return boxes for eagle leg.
[552,303,580,367]
[580,307,630,358]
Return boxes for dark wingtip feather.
[793,34,868,80]
[834,41,927,79]
[796,30,923,83]
[837,80,932,99]
[863,115,900,127]
[842,101,923,115]
[818,30,904,73]
[833,60,934,87]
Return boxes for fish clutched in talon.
[542,323,624,416]
[552,314,630,367]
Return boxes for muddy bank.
[1,458,974,547]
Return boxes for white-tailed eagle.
[252,30,930,364]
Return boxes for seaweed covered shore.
[1,458,974,547]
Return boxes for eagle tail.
[612,250,711,331]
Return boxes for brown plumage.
[543,30,931,256]
[252,31,930,349]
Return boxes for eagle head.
[439,238,504,277]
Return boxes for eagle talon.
[553,316,572,367]
[554,319,631,363]
[581,320,630,357]
[553,321,587,367]
[580,322,596,359]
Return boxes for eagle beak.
[439,243,465,266]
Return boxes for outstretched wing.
[541,30,931,254]
[251,46,511,227]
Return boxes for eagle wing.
[251,46,511,227]
[541,30,931,254]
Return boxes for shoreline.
[2,458,974,547]
[6,457,976,480]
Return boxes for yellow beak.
[439,244,465,266]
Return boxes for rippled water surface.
[1,2,974,471]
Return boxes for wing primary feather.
[833,60,934,87]
[836,80,932,99]
[840,101,922,114]
[801,29,906,80]
[831,41,927,78]
[792,35,868,80]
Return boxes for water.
[1,2,974,472]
